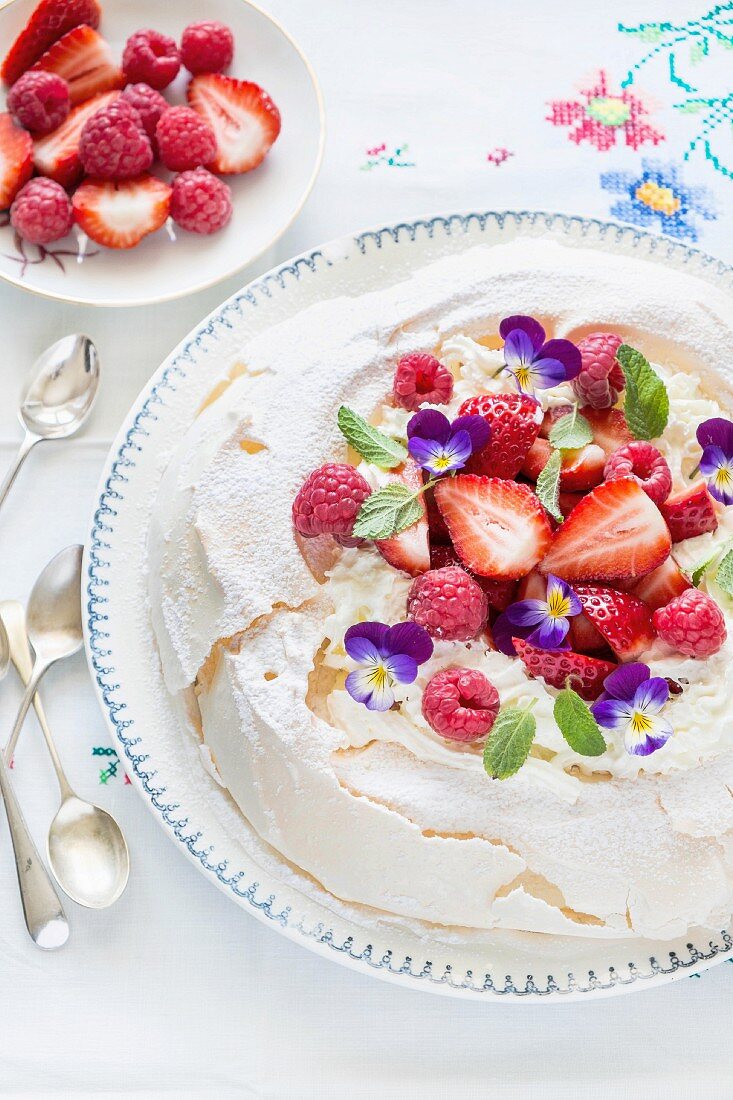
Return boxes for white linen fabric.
[0,1,732,1096]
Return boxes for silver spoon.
[0,335,100,513]
[5,548,129,909]
[0,616,69,950]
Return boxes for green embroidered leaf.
[617,344,669,440]
[715,548,733,597]
[535,448,563,523]
[337,406,407,469]
[689,39,707,65]
[352,483,423,540]
[483,704,537,780]
[549,406,593,451]
[675,98,712,114]
[553,686,607,757]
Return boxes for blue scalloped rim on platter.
[85,210,733,1001]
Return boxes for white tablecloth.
[1,1,732,1096]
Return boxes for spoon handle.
[0,431,40,513]
[0,731,69,950]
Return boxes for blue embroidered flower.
[600,158,716,242]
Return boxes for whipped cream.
[148,238,733,941]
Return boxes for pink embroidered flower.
[547,70,664,152]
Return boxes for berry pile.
[292,331,731,747]
[0,0,282,249]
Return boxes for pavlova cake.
[149,238,733,941]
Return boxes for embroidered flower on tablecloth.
[547,70,664,151]
[360,142,415,171]
[600,158,716,241]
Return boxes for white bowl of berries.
[0,0,324,305]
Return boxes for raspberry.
[120,83,168,148]
[653,588,726,658]
[292,463,371,539]
[180,21,234,75]
[79,100,153,180]
[407,566,488,641]
[572,332,625,409]
[604,441,672,505]
[10,177,72,244]
[170,168,232,234]
[393,353,453,411]
[7,70,69,134]
[156,106,217,172]
[122,29,180,90]
[422,667,500,742]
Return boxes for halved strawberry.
[629,556,691,610]
[0,113,33,208]
[425,485,450,544]
[188,74,281,174]
[478,576,517,611]
[568,610,608,655]
[539,477,671,583]
[581,407,633,456]
[559,491,584,518]
[375,460,429,576]
[514,638,616,701]
[574,585,655,661]
[539,405,573,438]
[521,437,606,491]
[458,392,542,479]
[31,25,123,106]
[660,481,718,543]
[434,475,552,580]
[33,89,117,187]
[1,0,101,85]
[72,175,171,249]
[516,568,606,653]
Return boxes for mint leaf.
[353,483,423,540]
[337,406,407,469]
[617,345,669,440]
[553,686,606,757]
[483,703,537,780]
[535,448,563,523]
[691,549,720,587]
[549,406,593,451]
[716,549,733,596]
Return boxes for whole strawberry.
[572,332,625,409]
[422,667,499,741]
[79,100,153,180]
[458,392,542,479]
[653,588,726,658]
[292,463,371,540]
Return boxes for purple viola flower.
[406,408,490,477]
[696,417,733,506]
[344,620,433,712]
[492,574,579,656]
[592,663,672,757]
[499,314,582,394]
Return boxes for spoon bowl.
[20,335,100,440]
[48,797,129,909]
[26,545,84,668]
